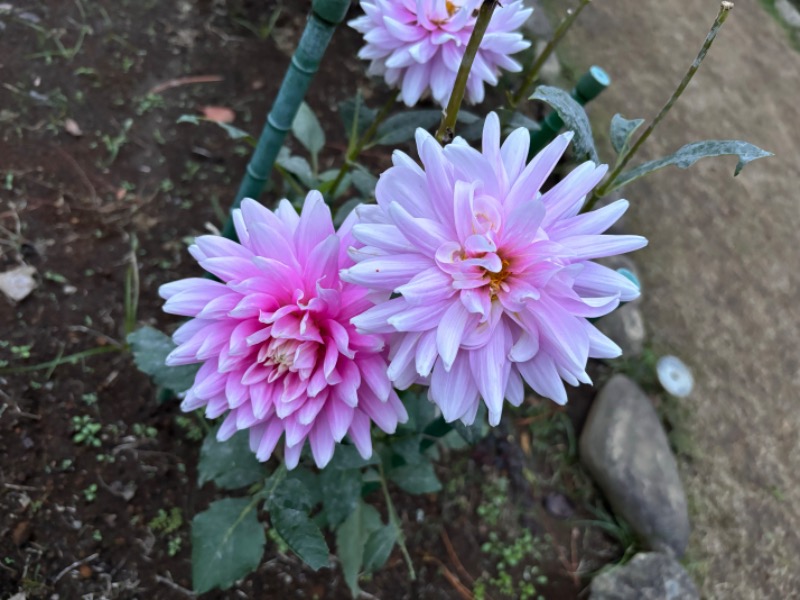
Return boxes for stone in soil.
[776,0,800,27]
[596,304,646,358]
[590,552,699,600]
[580,375,690,557]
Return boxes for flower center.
[487,257,512,298]
[260,338,301,376]
[445,0,458,16]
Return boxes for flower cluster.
[160,193,407,469]
[162,118,645,468]
[350,0,532,106]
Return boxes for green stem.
[379,463,416,581]
[508,0,591,110]
[435,1,498,143]
[328,90,399,201]
[0,345,123,375]
[585,1,734,210]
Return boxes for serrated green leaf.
[320,468,363,527]
[388,460,442,495]
[287,468,323,507]
[191,498,265,593]
[264,471,314,513]
[336,501,382,596]
[270,505,330,570]
[401,391,437,433]
[339,92,376,141]
[375,109,442,146]
[363,524,397,572]
[390,435,425,465]
[292,102,325,156]
[127,326,198,392]
[609,114,645,155]
[531,85,599,163]
[197,427,265,490]
[611,140,774,192]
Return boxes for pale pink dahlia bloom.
[350,0,532,106]
[341,113,647,427]
[159,192,407,469]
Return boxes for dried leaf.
[64,118,83,137]
[201,106,235,124]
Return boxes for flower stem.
[508,0,591,110]
[585,1,734,211]
[328,90,399,201]
[435,0,498,144]
[379,463,416,581]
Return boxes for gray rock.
[596,304,645,358]
[776,0,800,27]
[580,375,690,557]
[591,552,699,600]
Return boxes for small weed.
[81,392,98,406]
[474,530,548,600]
[92,529,103,542]
[150,507,184,557]
[96,453,115,463]
[175,415,204,441]
[132,423,157,439]
[83,483,98,502]
[102,118,133,165]
[477,477,509,527]
[11,344,32,359]
[72,415,102,447]
[135,93,164,115]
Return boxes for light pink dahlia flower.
[350,0,532,107]
[341,113,647,427]
[159,192,407,469]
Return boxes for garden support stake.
[221,0,351,240]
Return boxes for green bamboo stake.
[221,0,351,240]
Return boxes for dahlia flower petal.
[518,353,567,405]
[348,410,373,459]
[430,354,479,422]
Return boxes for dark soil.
[0,1,622,598]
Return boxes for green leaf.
[292,102,325,157]
[191,498,265,593]
[374,109,442,146]
[609,114,645,155]
[177,114,256,145]
[328,444,380,470]
[334,197,362,227]
[530,85,599,163]
[455,110,484,141]
[362,524,397,572]
[501,109,541,132]
[351,167,378,198]
[270,505,330,570]
[611,140,774,192]
[197,427,265,490]
[127,326,198,392]
[401,391,437,433]
[320,468,363,527]
[453,403,489,445]
[276,147,316,189]
[340,92,376,141]
[390,435,425,465]
[388,460,442,495]
[263,470,329,569]
[336,501,382,596]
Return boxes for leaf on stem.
[336,500,383,596]
[177,114,256,145]
[374,109,442,146]
[340,92,377,141]
[191,498,265,593]
[609,114,645,155]
[197,427,265,490]
[388,460,442,494]
[610,139,773,192]
[127,326,198,392]
[292,102,326,157]
[530,85,599,163]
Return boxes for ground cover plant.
[0,0,771,597]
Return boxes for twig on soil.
[423,555,475,600]
[3,482,43,492]
[52,552,99,583]
[148,75,223,95]
[155,573,197,597]
[53,146,97,205]
[441,528,475,584]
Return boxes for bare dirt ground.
[552,0,800,597]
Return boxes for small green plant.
[11,344,32,359]
[132,423,158,439]
[102,118,132,165]
[474,530,548,600]
[175,415,204,441]
[477,477,509,527]
[81,392,98,406]
[72,415,102,447]
[83,483,98,502]
[149,507,185,557]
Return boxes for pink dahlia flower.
[350,0,532,106]
[341,113,647,426]
[159,192,407,469]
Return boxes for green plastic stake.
[220,0,351,239]
[528,65,610,158]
